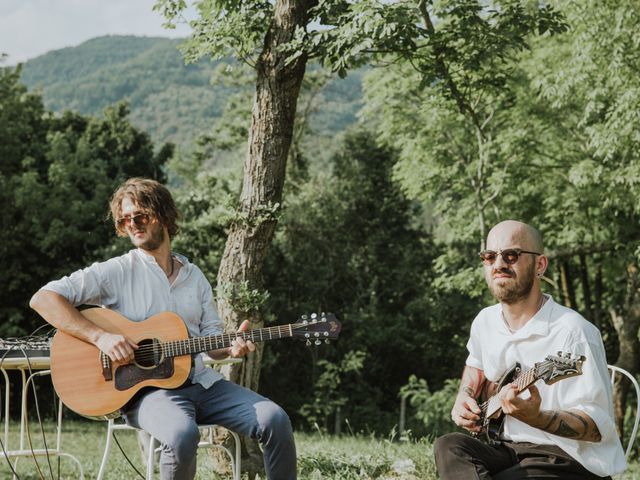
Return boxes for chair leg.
[96,419,114,480]
[146,435,157,480]
[230,431,241,480]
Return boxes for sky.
[0,0,193,66]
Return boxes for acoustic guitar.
[50,308,341,419]
[474,352,585,444]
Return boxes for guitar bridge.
[101,352,113,381]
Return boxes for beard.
[130,223,165,251]
[486,260,536,304]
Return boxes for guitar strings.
[125,324,308,363]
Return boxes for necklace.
[166,255,174,278]
[502,294,546,334]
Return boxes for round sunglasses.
[479,248,541,266]
[116,212,151,229]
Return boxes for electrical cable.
[112,430,146,479]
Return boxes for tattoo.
[554,419,580,438]
[537,409,601,442]
[541,411,559,430]
[566,411,589,432]
[460,366,485,398]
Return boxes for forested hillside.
[18,35,363,154]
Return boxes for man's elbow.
[29,289,50,314]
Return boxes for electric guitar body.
[474,352,585,444]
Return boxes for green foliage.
[299,350,367,431]
[400,376,461,439]
[260,129,475,432]
[216,280,271,313]
[17,36,365,163]
[155,0,272,66]
[172,173,239,281]
[0,70,170,335]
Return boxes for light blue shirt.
[42,248,224,388]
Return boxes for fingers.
[528,385,541,402]
[451,395,482,432]
[229,326,256,357]
[97,333,137,363]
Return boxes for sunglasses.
[479,248,541,266]
[116,212,151,229]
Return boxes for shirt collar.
[131,248,190,267]
[500,294,553,338]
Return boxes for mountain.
[17,35,364,155]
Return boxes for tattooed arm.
[534,409,601,441]
[451,366,487,432]
[500,384,601,442]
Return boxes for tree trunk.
[609,264,640,440]
[578,254,592,321]
[214,0,316,476]
[559,260,576,308]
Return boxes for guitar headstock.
[292,313,341,346]
[536,352,586,385]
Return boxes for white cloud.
[0,0,192,65]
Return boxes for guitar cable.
[111,430,146,479]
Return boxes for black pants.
[434,432,611,480]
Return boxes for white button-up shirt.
[466,295,626,477]
[42,248,224,388]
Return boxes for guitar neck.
[484,366,539,418]
[162,325,294,358]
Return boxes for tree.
[261,129,475,432]
[0,68,171,335]
[153,3,565,469]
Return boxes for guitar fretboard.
[483,365,538,418]
[161,325,294,357]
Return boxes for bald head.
[486,220,543,253]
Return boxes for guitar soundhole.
[134,338,163,369]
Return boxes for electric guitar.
[50,308,341,419]
[475,352,585,444]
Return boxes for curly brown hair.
[109,178,180,239]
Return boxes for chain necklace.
[166,255,175,278]
[502,294,546,334]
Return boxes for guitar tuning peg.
[306,340,311,347]
[302,314,308,320]
[314,339,321,346]
[565,352,571,358]
[311,313,318,319]
[324,339,330,344]
[557,351,562,357]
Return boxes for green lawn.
[0,420,636,479]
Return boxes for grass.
[0,420,637,479]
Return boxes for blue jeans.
[123,379,297,480]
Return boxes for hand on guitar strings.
[227,320,256,358]
[451,389,483,433]
[499,383,541,425]
[96,331,139,363]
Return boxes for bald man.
[434,221,626,479]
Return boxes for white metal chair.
[96,357,243,479]
[96,418,241,480]
[607,364,640,458]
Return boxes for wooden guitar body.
[51,308,191,419]
[49,308,341,420]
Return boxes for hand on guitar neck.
[209,320,256,360]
